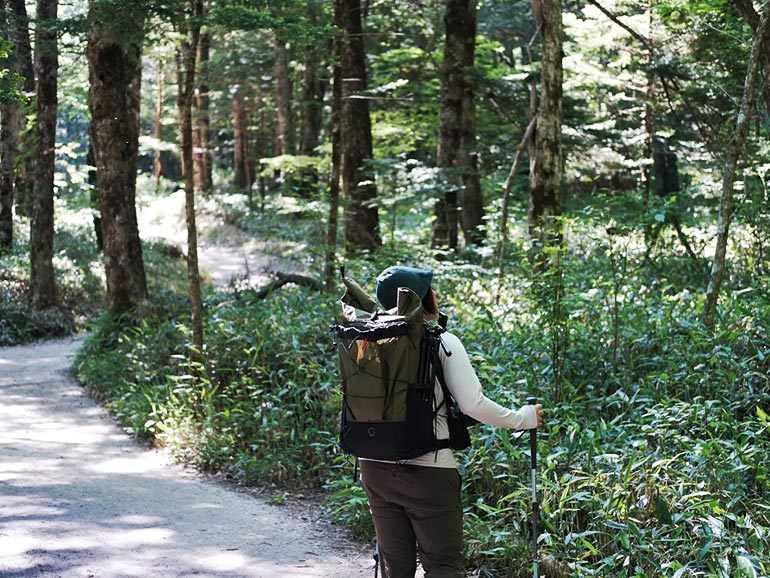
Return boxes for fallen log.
[253,272,324,299]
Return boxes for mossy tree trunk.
[29,0,58,309]
[193,18,212,193]
[0,0,20,249]
[337,0,381,253]
[528,0,563,250]
[177,0,204,354]
[704,0,770,328]
[8,0,34,218]
[87,0,147,314]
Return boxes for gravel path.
[0,339,373,577]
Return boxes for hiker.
[358,265,545,578]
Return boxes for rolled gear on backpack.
[332,279,474,461]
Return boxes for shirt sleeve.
[439,332,537,431]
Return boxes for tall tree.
[29,0,58,308]
[325,0,343,290]
[87,0,147,313]
[8,0,34,218]
[0,0,21,249]
[528,0,563,248]
[299,2,324,158]
[433,0,469,249]
[232,89,249,190]
[337,0,380,253]
[273,33,294,156]
[458,0,483,246]
[704,0,770,328]
[177,0,205,354]
[193,13,212,192]
[153,57,165,192]
[732,0,770,123]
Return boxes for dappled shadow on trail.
[0,339,371,578]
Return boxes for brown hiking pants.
[360,460,464,578]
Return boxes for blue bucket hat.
[375,266,433,310]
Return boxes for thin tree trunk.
[193,20,212,192]
[274,35,294,156]
[87,3,148,314]
[244,98,256,189]
[177,0,204,354]
[704,1,770,328]
[528,0,563,247]
[733,0,770,123]
[338,0,380,253]
[254,84,267,210]
[497,116,536,296]
[232,91,248,190]
[154,58,165,192]
[458,0,484,246]
[642,0,655,209]
[326,9,343,291]
[30,0,58,309]
[9,0,34,218]
[433,0,470,249]
[0,98,18,249]
[299,3,324,157]
[87,136,102,250]
[0,0,19,249]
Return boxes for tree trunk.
[433,0,470,249]
[299,3,324,157]
[642,0,655,209]
[0,0,19,249]
[178,0,204,354]
[87,3,148,314]
[193,20,212,192]
[297,3,325,197]
[87,137,102,250]
[528,0,563,247]
[458,0,483,246]
[0,97,18,249]
[704,1,770,328]
[337,0,381,253]
[733,0,770,124]
[326,5,343,291]
[254,84,268,210]
[244,98,256,189]
[232,91,248,190]
[154,58,165,192]
[30,0,58,309]
[8,0,34,218]
[274,35,294,156]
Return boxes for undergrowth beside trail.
[74,194,770,578]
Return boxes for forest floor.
[0,196,377,577]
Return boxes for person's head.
[375,266,438,320]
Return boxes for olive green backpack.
[331,274,473,461]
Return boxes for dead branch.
[253,271,324,299]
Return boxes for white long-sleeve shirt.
[363,330,538,469]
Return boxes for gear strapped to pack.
[331,273,475,461]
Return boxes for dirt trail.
[137,190,296,288]
[0,338,372,577]
[0,196,374,576]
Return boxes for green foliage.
[75,185,770,576]
[0,203,106,345]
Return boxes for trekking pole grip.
[526,396,539,578]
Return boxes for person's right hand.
[534,404,544,428]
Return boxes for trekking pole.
[526,396,539,578]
